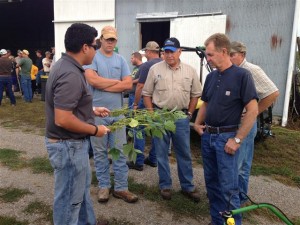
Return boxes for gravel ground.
[0,126,299,225]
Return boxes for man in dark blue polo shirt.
[194,33,258,225]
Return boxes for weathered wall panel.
[116,0,296,116]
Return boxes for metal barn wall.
[115,0,296,117]
[53,0,115,62]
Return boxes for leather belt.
[205,126,238,134]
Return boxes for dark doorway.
[0,0,54,62]
[140,21,170,49]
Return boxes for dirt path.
[0,126,299,225]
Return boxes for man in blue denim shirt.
[45,23,110,225]
[194,33,258,225]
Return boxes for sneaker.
[144,157,157,167]
[113,190,138,203]
[181,189,200,203]
[160,189,172,200]
[126,161,143,171]
[98,188,110,203]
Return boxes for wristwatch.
[186,111,192,119]
[234,137,242,144]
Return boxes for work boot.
[160,189,172,200]
[144,157,157,167]
[98,188,110,203]
[181,189,200,203]
[126,161,143,171]
[113,190,138,203]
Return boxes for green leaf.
[129,119,139,127]
[128,130,134,138]
[123,143,133,156]
[136,131,143,139]
[164,120,176,132]
[134,149,143,154]
[152,129,163,139]
[108,148,121,161]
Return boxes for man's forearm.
[143,96,153,111]
[194,102,207,125]
[188,97,199,114]
[258,90,279,114]
[103,80,132,92]
[85,69,119,89]
[134,83,144,105]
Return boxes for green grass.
[0,187,32,203]
[0,216,28,225]
[23,200,53,223]
[29,157,53,174]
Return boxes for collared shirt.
[142,60,202,110]
[240,59,278,100]
[45,53,94,139]
[202,65,258,127]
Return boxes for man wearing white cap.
[0,49,16,106]
[16,49,33,102]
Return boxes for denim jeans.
[20,75,32,102]
[201,131,242,225]
[90,116,128,191]
[238,121,257,203]
[154,117,194,191]
[0,76,16,105]
[45,137,96,225]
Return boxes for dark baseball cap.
[35,49,42,54]
[163,37,180,52]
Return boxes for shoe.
[96,220,109,225]
[144,157,157,167]
[98,188,110,203]
[160,189,172,200]
[127,161,143,171]
[181,189,200,203]
[113,190,138,203]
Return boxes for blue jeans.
[201,131,241,225]
[20,75,32,102]
[238,121,257,203]
[45,137,96,225]
[90,116,128,191]
[0,76,16,105]
[154,117,194,191]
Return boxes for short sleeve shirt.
[19,58,33,76]
[142,61,202,110]
[202,65,258,127]
[137,58,162,84]
[45,53,94,139]
[84,51,131,109]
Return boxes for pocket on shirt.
[182,77,192,92]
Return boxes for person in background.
[85,25,138,204]
[230,41,279,204]
[42,51,52,76]
[30,64,38,97]
[194,33,258,225]
[35,50,44,94]
[128,52,143,109]
[143,37,202,202]
[50,47,56,70]
[45,23,110,225]
[0,49,16,106]
[16,49,33,102]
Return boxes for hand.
[194,124,206,136]
[224,138,240,155]
[133,105,138,110]
[93,107,110,117]
[95,125,110,137]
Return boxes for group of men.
[45,23,278,225]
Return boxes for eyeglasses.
[87,44,98,50]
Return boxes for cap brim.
[163,46,178,52]
[103,34,118,40]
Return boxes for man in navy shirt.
[194,33,258,225]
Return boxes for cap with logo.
[0,49,7,55]
[22,49,30,55]
[163,37,180,52]
[101,26,118,40]
[142,41,160,51]
[230,41,247,53]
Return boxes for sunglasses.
[87,44,98,50]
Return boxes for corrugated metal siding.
[116,0,296,116]
[53,0,115,62]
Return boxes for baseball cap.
[163,37,180,52]
[35,49,42,54]
[101,26,117,40]
[142,41,160,51]
[17,49,22,54]
[45,51,51,55]
[0,49,7,55]
[230,41,247,53]
[22,49,29,55]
